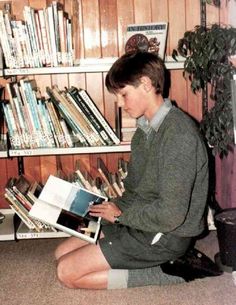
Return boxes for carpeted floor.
[0,231,236,305]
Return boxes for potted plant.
[173,23,236,157]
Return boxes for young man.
[54,51,209,289]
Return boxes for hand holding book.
[89,201,122,224]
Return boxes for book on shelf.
[46,85,95,147]
[0,2,74,69]
[67,86,118,146]
[97,157,120,198]
[5,175,56,233]
[125,22,168,60]
[29,175,107,244]
[75,88,120,145]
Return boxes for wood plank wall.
[0,0,229,208]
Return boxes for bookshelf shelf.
[3,56,185,76]
[16,222,69,240]
[9,143,131,157]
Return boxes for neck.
[145,94,164,121]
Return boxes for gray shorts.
[99,224,192,269]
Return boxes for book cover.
[29,175,107,244]
[125,22,168,59]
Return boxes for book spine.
[66,92,105,146]
[78,89,120,145]
[38,9,51,66]
[68,87,114,145]
[37,99,54,147]
[46,5,58,66]
[46,88,88,146]
[5,190,37,230]
[0,11,14,68]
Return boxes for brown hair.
[105,51,165,95]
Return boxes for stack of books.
[2,80,120,150]
[0,1,74,68]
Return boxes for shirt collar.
[137,99,172,134]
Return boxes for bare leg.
[54,236,89,260]
[55,232,105,260]
[56,242,111,289]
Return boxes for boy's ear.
[140,76,152,92]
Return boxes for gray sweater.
[116,102,209,240]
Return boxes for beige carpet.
[0,231,235,305]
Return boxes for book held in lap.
[29,175,107,244]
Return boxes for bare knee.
[54,244,64,261]
[56,258,77,288]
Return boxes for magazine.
[125,22,168,59]
[29,175,107,244]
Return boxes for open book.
[29,175,107,244]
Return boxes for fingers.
[89,202,122,223]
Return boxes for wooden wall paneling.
[99,0,118,58]
[23,156,42,182]
[219,0,229,24]
[133,0,152,23]
[169,70,188,113]
[151,0,169,54]
[86,73,104,113]
[0,159,9,208]
[215,154,222,207]
[89,153,106,179]
[206,2,220,25]
[106,152,122,173]
[185,0,200,30]
[151,0,168,22]
[39,155,57,184]
[220,150,234,208]
[56,154,75,176]
[11,0,28,20]
[116,0,134,56]
[102,72,116,129]
[185,0,202,121]
[34,74,51,97]
[51,73,69,90]
[168,0,187,114]
[73,0,85,59]
[28,0,46,9]
[81,0,101,58]
[168,0,186,54]
[73,154,92,174]
[68,72,85,89]
[186,80,203,122]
